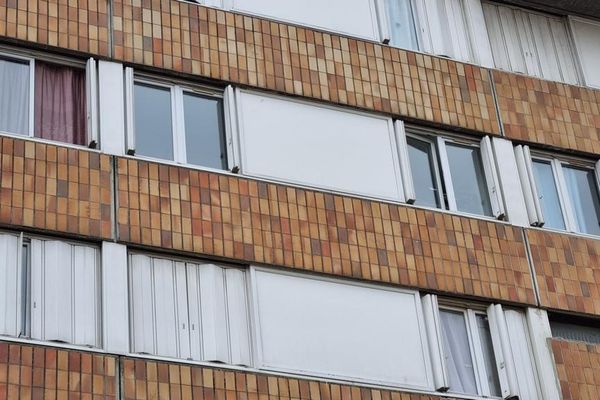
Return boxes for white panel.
[421,295,448,391]
[497,6,527,74]
[481,136,505,219]
[152,258,181,358]
[225,268,251,366]
[492,138,529,226]
[570,17,600,88]
[253,269,432,389]
[436,137,457,211]
[86,58,99,147]
[231,0,379,41]
[98,61,126,155]
[102,242,130,353]
[413,0,434,54]
[41,241,73,343]
[374,0,391,43]
[549,19,579,85]
[237,91,404,201]
[130,254,156,354]
[526,309,561,400]
[186,264,203,361]
[124,67,135,154]
[223,86,240,171]
[30,240,43,340]
[523,146,545,225]
[483,2,511,71]
[514,145,539,226]
[487,304,519,399]
[175,262,191,360]
[505,310,541,400]
[72,245,99,347]
[199,264,229,362]
[445,0,472,62]
[529,14,562,82]
[515,10,541,78]
[395,120,415,203]
[464,0,494,67]
[0,234,20,337]
[420,0,446,56]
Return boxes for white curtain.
[440,310,478,395]
[0,58,30,135]
[387,0,418,50]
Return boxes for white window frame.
[406,129,505,220]
[0,50,98,147]
[124,72,232,172]
[569,16,600,89]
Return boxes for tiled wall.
[116,157,536,305]
[111,0,500,135]
[527,229,600,316]
[0,136,113,240]
[494,71,600,154]
[551,339,600,400]
[0,0,110,57]
[0,341,117,400]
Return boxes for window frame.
[0,51,36,138]
[126,71,231,172]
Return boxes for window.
[0,53,97,146]
[129,254,251,365]
[550,314,600,345]
[422,295,542,399]
[251,268,433,389]
[232,89,409,202]
[482,2,579,84]
[0,232,101,347]
[400,129,505,219]
[515,145,600,235]
[125,72,228,170]
[386,0,419,50]
[570,17,600,88]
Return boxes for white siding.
[102,242,130,353]
[570,17,600,88]
[235,90,405,202]
[0,233,21,337]
[230,0,380,41]
[252,269,432,389]
[98,61,126,155]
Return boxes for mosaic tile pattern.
[0,136,113,239]
[0,0,110,56]
[551,339,600,400]
[116,158,535,305]
[0,341,117,400]
[111,1,500,135]
[527,229,600,315]
[122,357,454,400]
[494,71,600,154]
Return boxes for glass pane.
[407,137,441,208]
[0,57,30,135]
[183,93,227,169]
[387,0,418,50]
[563,166,600,235]
[445,143,493,216]
[532,160,565,230]
[476,314,502,397]
[134,83,174,161]
[551,320,600,345]
[439,310,478,395]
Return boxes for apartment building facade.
[1,0,600,399]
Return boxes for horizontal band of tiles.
[110,1,500,135]
[116,157,536,305]
[0,136,113,240]
[526,229,600,316]
[551,339,600,400]
[494,71,600,155]
[0,0,110,57]
[0,341,118,400]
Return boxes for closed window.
[550,315,600,345]
[516,146,600,235]
[570,17,600,88]
[482,2,579,84]
[386,0,419,50]
[0,53,96,146]
[0,232,101,347]
[251,268,433,389]
[127,76,227,170]
[401,131,505,219]
[129,254,251,365]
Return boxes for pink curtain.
[34,61,86,145]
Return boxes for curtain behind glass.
[34,61,86,145]
[439,310,478,395]
[0,58,30,135]
[387,0,418,50]
[563,166,600,235]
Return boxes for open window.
[422,295,542,399]
[124,68,230,171]
[482,2,579,85]
[129,253,251,365]
[0,51,98,147]
[515,146,600,235]
[399,128,505,219]
[0,232,101,348]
